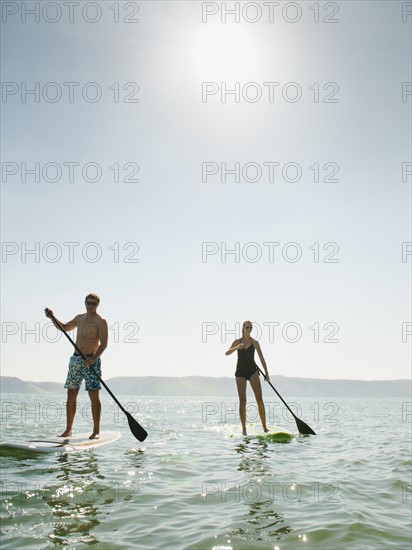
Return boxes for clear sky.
[1,1,411,382]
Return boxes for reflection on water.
[231,499,293,542]
[1,437,147,548]
[231,437,294,544]
[45,452,106,546]
[234,438,273,471]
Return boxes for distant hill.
[0,375,410,397]
[0,377,55,394]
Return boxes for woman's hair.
[85,293,100,304]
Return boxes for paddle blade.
[295,417,316,436]
[126,411,148,442]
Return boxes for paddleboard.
[225,424,294,443]
[255,429,294,443]
[0,431,121,453]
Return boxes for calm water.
[1,394,411,549]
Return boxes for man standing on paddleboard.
[226,320,270,436]
[45,293,108,440]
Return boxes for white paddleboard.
[0,431,121,453]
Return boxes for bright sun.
[188,23,264,81]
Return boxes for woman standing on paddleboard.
[226,320,270,436]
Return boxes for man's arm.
[44,308,79,332]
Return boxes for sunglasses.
[245,326,252,329]
[86,301,98,306]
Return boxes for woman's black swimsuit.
[235,342,260,381]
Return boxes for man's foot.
[242,428,247,436]
[263,427,269,433]
[57,430,72,437]
[89,432,100,440]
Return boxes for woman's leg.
[235,377,247,435]
[250,373,268,432]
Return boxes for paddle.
[256,365,316,435]
[241,346,316,435]
[45,309,148,442]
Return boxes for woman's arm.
[253,340,270,380]
[225,339,243,356]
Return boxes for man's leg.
[59,388,79,437]
[88,390,101,439]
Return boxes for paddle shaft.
[254,364,298,419]
[48,312,127,415]
[239,344,316,434]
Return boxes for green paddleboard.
[226,425,294,443]
[255,430,294,443]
